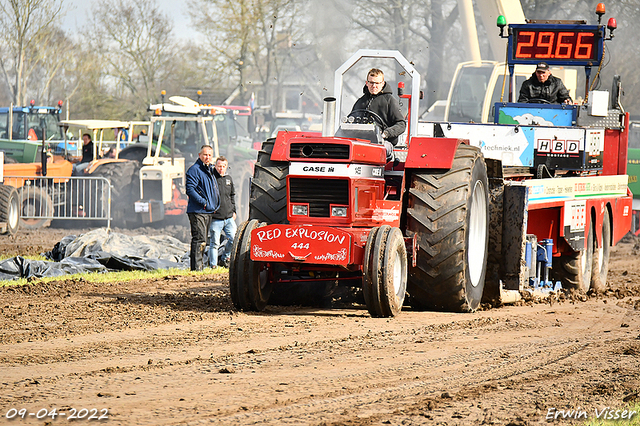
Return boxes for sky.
[62,0,196,39]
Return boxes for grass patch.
[0,266,227,288]
[0,254,48,261]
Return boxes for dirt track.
[0,228,639,425]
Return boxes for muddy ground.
[0,226,639,425]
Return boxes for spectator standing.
[186,145,220,271]
[209,156,236,268]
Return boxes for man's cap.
[536,62,550,71]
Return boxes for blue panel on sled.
[494,103,578,127]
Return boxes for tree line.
[0,0,637,122]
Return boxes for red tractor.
[230,8,632,316]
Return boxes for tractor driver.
[518,62,572,104]
[350,68,406,160]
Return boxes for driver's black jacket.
[351,82,406,145]
[518,73,572,104]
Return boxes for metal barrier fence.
[2,175,112,229]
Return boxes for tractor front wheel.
[0,184,19,235]
[229,219,272,311]
[363,226,407,317]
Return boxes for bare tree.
[86,0,177,112]
[188,0,256,104]
[188,0,310,109]
[334,0,461,104]
[0,0,66,105]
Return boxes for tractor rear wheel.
[249,139,288,224]
[19,186,53,229]
[363,226,407,317]
[0,184,19,235]
[89,161,139,228]
[406,144,489,312]
[118,145,155,164]
[553,217,594,292]
[231,164,252,224]
[591,209,611,292]
[229,219,272,311]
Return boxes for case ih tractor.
[230,6,632,316]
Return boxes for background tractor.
[0,152,19,236]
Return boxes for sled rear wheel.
[553,215,594,292]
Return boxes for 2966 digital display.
[509,25,603,66]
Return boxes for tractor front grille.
[289,178,349,217]
[142,180,162,200]
[290,143,350,160]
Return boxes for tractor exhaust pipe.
[322,97,336,137]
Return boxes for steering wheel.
[348,109,387,130]
[525,98,552,104]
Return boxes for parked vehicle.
[0,152,19,236]
[0,101,65,164]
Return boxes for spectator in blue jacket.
[186,145,220,270]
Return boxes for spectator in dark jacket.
[351,68,406,159]
[81,133,95,163]
[518,62,572,104]
[73,133,96,175]
[209,156,236,268]
[186,145,220,271]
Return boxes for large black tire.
[118,144,156,164]
[0,184,19,235]
[406,144,489,312]
[363,226,407,317]
[231,163,252,225]
[553,215,594,292]
[249,139,288,224]
[590,208,611,293]
[89,161,139,228]
[229,219,272,311]
[19,186,52,229]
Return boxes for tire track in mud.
[189,307,637,424]
[192,336,609,425]
[5,306,633,426]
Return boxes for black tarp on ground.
[0,228,191,280]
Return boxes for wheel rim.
[392,250,402,297]
[8,197,19,229]
[468,180,487,287]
